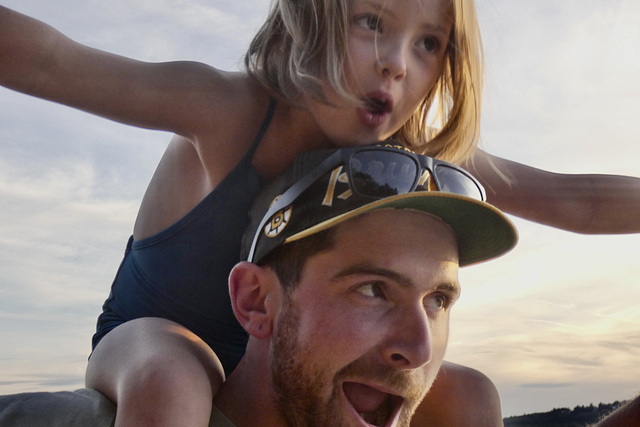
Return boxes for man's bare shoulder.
[411,362,503,427]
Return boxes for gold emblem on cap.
[264,206,292,238]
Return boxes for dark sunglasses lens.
[349,151,418,198]
[434,164,484,200]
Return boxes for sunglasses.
[246,144,485,262]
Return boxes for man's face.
[270,209,460,427]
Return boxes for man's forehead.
[329,209,460,265]
[299,210,461,298]
[335,208,457,241]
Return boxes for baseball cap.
[241,143,518,266]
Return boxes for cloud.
[1,0,639,418]
[448,216,640,416]
[479,0,640,173]
[520,383,575,389]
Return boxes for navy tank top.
[93,99,275,374]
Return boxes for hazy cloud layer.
[0,0,638,418]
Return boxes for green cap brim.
[285,192,518,266]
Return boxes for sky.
[0,0,639,419]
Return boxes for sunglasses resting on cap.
[241,142,517,266]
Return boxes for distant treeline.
[504,401,626,427]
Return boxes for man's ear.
[229,261,280,339]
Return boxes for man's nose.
[380,304,432,369]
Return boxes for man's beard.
[270,298,431,427]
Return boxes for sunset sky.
[0,0,639,418]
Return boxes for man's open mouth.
[343,381,404,426]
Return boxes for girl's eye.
[354,14,383,33]
[356,282,385,298]
[420,36,441,53]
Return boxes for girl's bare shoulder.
[190,70,271,137]
[187,71,275,180]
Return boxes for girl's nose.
[375,42,408,80]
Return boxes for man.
[0,144,518,427]
[3,145,635,426]
[211,144,518,426]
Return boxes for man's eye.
[354,14,383,32]
[426,294,450,311]
[356,282,385,298]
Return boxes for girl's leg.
[411,361,503,427]
[85,317,225,427]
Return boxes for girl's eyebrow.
[361,0,449,36]
[361,0,395,16]
[332,262,460,295]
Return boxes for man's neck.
[214,355,284,426]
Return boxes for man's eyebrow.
[434,281,460,295]
[332,262,460,293]
[333,263,413,287]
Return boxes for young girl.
[1,0,639,426]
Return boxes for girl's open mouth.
[358,95,393,128]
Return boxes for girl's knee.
[86,318,225,403]
[130,345,224,394]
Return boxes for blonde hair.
[244,0,483,165]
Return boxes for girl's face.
[305,0,453,147]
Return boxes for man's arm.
[465,150,640,234]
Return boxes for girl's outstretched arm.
[0,5,229,139]
[466,150,640,234]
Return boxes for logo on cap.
[264,205,292,238]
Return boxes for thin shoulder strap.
[245,97,276,161]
